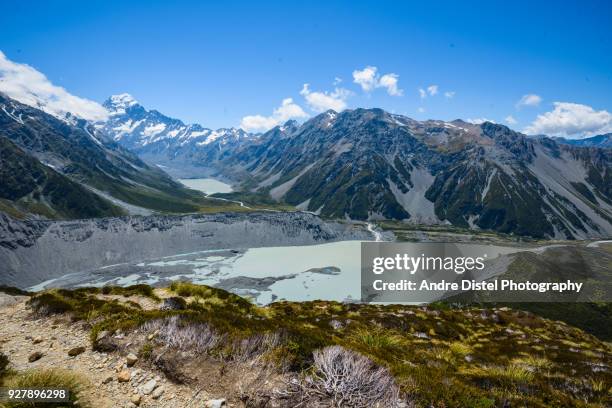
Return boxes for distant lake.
[179,178,233,195]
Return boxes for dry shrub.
[282,345,406,408]
[231,332,283,363]
[143,316,224,353]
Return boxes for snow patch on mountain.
[142,123,166,137]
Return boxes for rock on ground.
[0,298,217,408]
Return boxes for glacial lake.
[179,178,233,194]
[28,240,527,304]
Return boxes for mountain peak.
[280,119,299,131]
[104,93,140,114]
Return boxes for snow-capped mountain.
[97,94,252,176]
[0,92,223,219]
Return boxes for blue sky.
[1,0,611,136]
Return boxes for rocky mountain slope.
[97,94,252,178]
[0,93,235,218]
[208,109,612,239]
[555,133,612,148]
[0,136,123,219]
[0,211,369,288]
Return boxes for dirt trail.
[0,294,223,408]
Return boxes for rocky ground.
[0,292,228,408]
[1,283,610,408]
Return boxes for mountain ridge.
[98,93,252,178]
[206,108,612,239]
[0,93,237,219]
[554,133,612,148]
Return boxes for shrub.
[100,284,159,300]
[142,316,224,353]
[285,346,404,408]
[169,281,251,304]
[0,286,32,296]
[231,332,283,363]
[0,352,9,377]
[160,296,187,310]
[27,292,73,316]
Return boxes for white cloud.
[417,107,426,113]
[505,115,518,125]
[352,66,403,96]
[378,73,402,96]
[466,118,496,125]
[444,91,455,99]
[418,84,439,99]
[240,115,278,132]
[300,84,351,112]
[524,102,612,138]
[333,77,343,85]
[352,66,378,92]
[274,97,308,121]
[240,97,307,132]
[516,94,542,108]
[0,50,108,121]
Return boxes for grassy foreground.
[2,283,611,407]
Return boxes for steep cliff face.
[0,212,370,288]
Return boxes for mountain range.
[101,97,612,239]
[0,93,235,219]
[97,94,251,178]
[1,90,611,239]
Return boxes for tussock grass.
[1,369,91,407]
[449,341,473,357]
[488,364,536,385]
[351,328,404,351]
